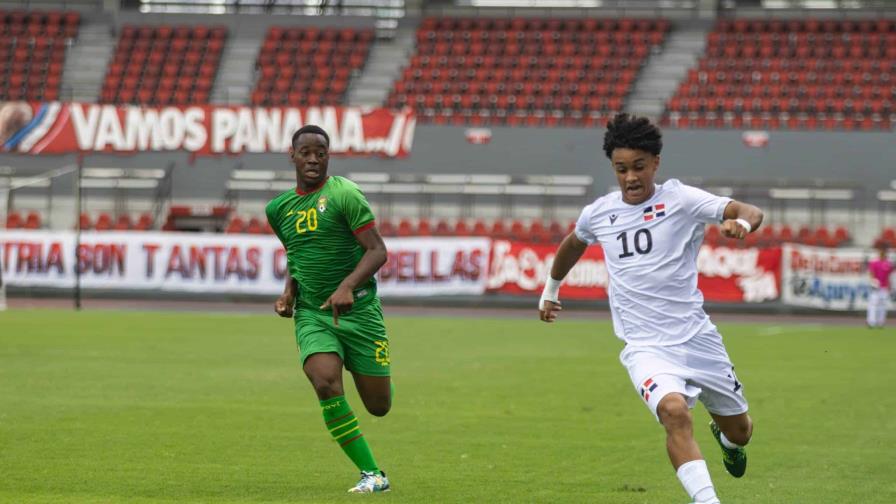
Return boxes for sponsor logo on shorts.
[374,340,390,366]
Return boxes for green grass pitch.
[1,308,895,503]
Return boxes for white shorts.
[619,324,749,422]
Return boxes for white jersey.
[575,179,731,346]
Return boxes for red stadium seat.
[377,219,396,237]
[225,217,245,234]
[416,219,432,236]
[246,217,265,234]
[434,220,451,236]
[94,213,113,231]
[5,211,23,229]
[392,17,666,125]
[113,215,133,231]
[134,213,154,231]
[397,219,414,237]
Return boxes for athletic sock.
[320,395,379,473]
[677,459,718,503]
[720,432,743,449]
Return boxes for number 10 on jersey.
[617,229,653,258]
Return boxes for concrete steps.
[625,23,711,119]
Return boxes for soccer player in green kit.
[266,124,392,493]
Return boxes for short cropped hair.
[292,124,330,148]
[602,113,663,159]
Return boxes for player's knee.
[365,401,391,417]
[309,376,343,399]
[657,396,692,429]
[726,418,753,446]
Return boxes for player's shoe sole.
[710,421,747,478]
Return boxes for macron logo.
[323,401,343,410]
[609,214,618,224]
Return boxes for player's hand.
[274,293,294,318]
[320,286,354,326]
[539,300,562,323]
[721,219,749,240]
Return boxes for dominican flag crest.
[640,378,658,401]
[643,203,666,222]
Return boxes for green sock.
[320,396,379,473]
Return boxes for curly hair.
[602,113,663,159]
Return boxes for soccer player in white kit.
[539,114,763,504]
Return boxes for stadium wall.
[2,126,894,199]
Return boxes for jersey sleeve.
[339,181,376,234]
[574,203,598,245]
[678,183,732,224]
[265,199,288,245]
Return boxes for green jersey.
[265,176,378,311]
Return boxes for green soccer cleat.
[347,471,390,493]
[710,421,747,478]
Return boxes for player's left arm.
[320,226,387,325]
[721,200,764,240]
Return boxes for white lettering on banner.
[383,113,406,157]
[158,107,184,150]
[280,109,303,150]
[697,246,760,278]
[231,107,256,153]
[94,106,127,150]
[256,108,282,153]
[212,108,238,152]
[125,107,161,150]
[401,116,416,152]
[737,272,778,302]
[70,103,100,150]
[36,103,413,156]
[487,240,608,291]
[340,108,364,152]
[305,107,340,149]
[0,232,489,297]
[183,107,207,151]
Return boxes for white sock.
[719,432,743,449]
[677,459,718,503]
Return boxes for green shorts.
[294,299,390,377]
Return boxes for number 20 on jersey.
[288,208,319,233]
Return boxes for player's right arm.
[539,232,589,323]
[265,197,296,318]
[275,276,297,318]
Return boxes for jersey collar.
[295,176,330,195]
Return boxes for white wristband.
[735,218,752,234]
[539,277,562,310]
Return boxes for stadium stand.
[216,212,852,248]
[250,27,375,107]
[0,10,80,101]
[100,24,227,105]
[705,223,851,248]
[387,17,670,127]
[664,19,896,130]
[874,227,896,248]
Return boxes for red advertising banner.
[487,240,781,303]
[0,102,416,157]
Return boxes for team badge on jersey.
[317,196,328,213]
[640,377,659,401]
[643,203,666,222]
